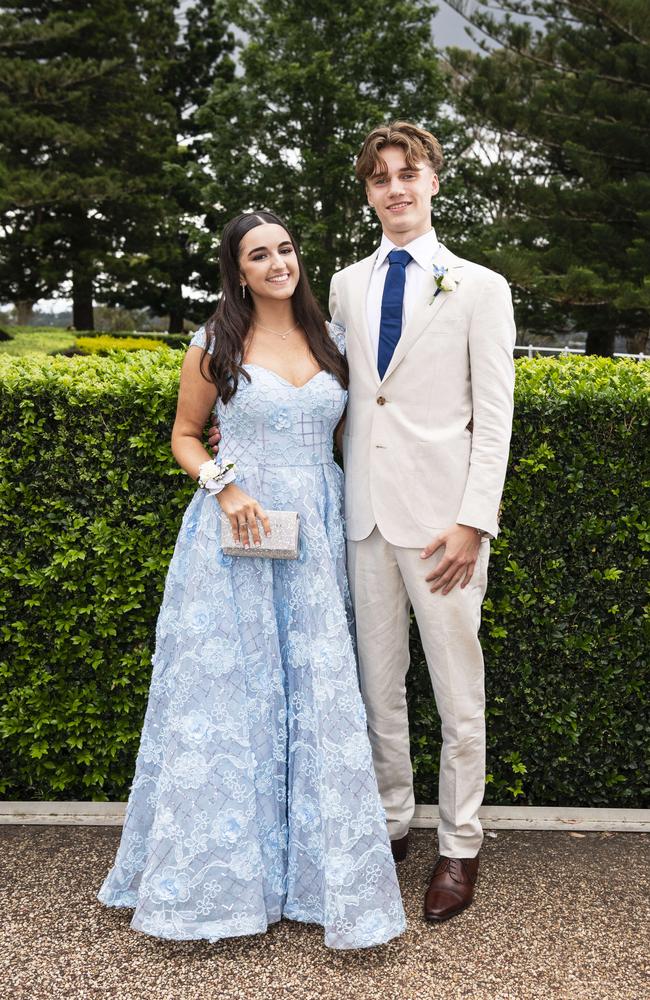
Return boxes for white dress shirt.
[366,227,440,361]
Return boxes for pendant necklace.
[255,321,299,341]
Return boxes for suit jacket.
[329,242,516,546]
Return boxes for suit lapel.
[346,252,380,385]
[380,243,464,385]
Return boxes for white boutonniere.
[430,264,458,302]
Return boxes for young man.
[330,121,516,921]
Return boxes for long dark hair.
[201,210,348,403]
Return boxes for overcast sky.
[433,1,481,50]
[177,0,481,52]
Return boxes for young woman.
[98,211,406,949]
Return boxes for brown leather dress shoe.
[424,855,479,921]
[390,833,409,863]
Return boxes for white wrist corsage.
[198,459,236,495]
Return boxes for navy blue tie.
[377,249,412,379]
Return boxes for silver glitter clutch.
[220,510,300,559]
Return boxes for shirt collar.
[374,227,440,271]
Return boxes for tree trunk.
[584,329,615,357]
[167,280,184,333]
[72,266,94,331]
[15,300,34,326]
[168,235,187,333]
[168,305,184,334]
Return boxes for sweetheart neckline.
[242,363,329,390]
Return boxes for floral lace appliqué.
[98,323,405,950]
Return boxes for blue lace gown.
[98,325,406,949]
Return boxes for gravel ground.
[1,826,648,1000]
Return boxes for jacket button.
[377,396,386,406]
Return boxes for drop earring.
[241,284,246,299]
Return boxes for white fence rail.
[515,344,646,361]
[53,331,649,362]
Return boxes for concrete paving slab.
[1,826,648,1000]
[4,802,649,832]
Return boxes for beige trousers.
[347,527,489,858]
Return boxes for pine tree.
[446,0,650,354]
[0,1,179,329]
[198,0,450,306]
[101,0,238,331]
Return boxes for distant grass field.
[0,327,189,357]
[0,327,76,357]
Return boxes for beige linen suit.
[329,242,516,857]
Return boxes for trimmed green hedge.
[0,351,193,798]
[76,335,175,354]
[74,330,190,351]
[0,354,648,805]
[411,358,650,807]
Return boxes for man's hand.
[207,415,220,455]
[334,413,346,456]
[420,524,482,595]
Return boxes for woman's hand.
[217,484,271,549]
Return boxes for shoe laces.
[434,856,477,885]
